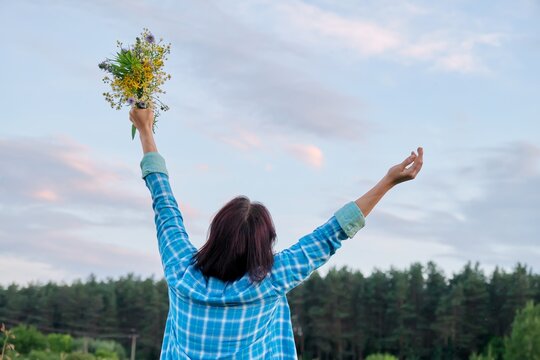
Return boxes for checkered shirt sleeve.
[270,201,365,293]
[140,152,197,272]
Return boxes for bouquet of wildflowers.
[98,28,172,139]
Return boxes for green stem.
[1,334,8,360]
[131,124,137,140]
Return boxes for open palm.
[387,147,424,185]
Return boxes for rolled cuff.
[334,201,366,238]
[140,152,169,179]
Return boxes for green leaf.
[131,124,137,140]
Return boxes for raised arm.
[270,202,365,293]
[355,147,424,217]
[270,147,424,294]
[130,107,197,273]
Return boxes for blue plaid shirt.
[140,152,365,359]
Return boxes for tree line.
[1,261,539,359]
[287,261,540,359]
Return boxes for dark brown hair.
[193,196,276,284]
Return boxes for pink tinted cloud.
[286,144,324,168]
[274,2,502,74]
[277,1,401,56]
[1,135,205,281]
[434,53,484,74]
[400,40,449,60]
[2,135,149,209]
[32,189,61,202]
[218,129,262,150]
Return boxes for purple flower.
[127,97,136,106]
[137,101,147,109]
[145,33,155,44]
[98,61,112,72]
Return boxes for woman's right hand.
[130,105,158,153]
[129,104,154,133]
[385,147,424,186]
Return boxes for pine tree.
[385,268,409,359]
[423,261,447,358]
[364,270,389,355]
[504,301,540,359]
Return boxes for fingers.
[405,147,423,178]
[400,152,417,168]
[409,160,423,178]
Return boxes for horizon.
[0,260,535,289]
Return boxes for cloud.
[33,189,61,202]
[203,124,327,168]
[0,135,203,284]
[367,142,540,271]
[215,129,262,151]
[286,144,324,168]
[272,1,503,74]
[0,134,142,209]
[76,0,367,140]
[0,216,159,279]
[0,256,70,285]
[427,33,503,73]
[275,1,402,56]
[434,53,483,73]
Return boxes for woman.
[130,107,423,359]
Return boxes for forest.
[1,261,540,360]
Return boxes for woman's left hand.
[385,147,424,186]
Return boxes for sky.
[1,0,539,286]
